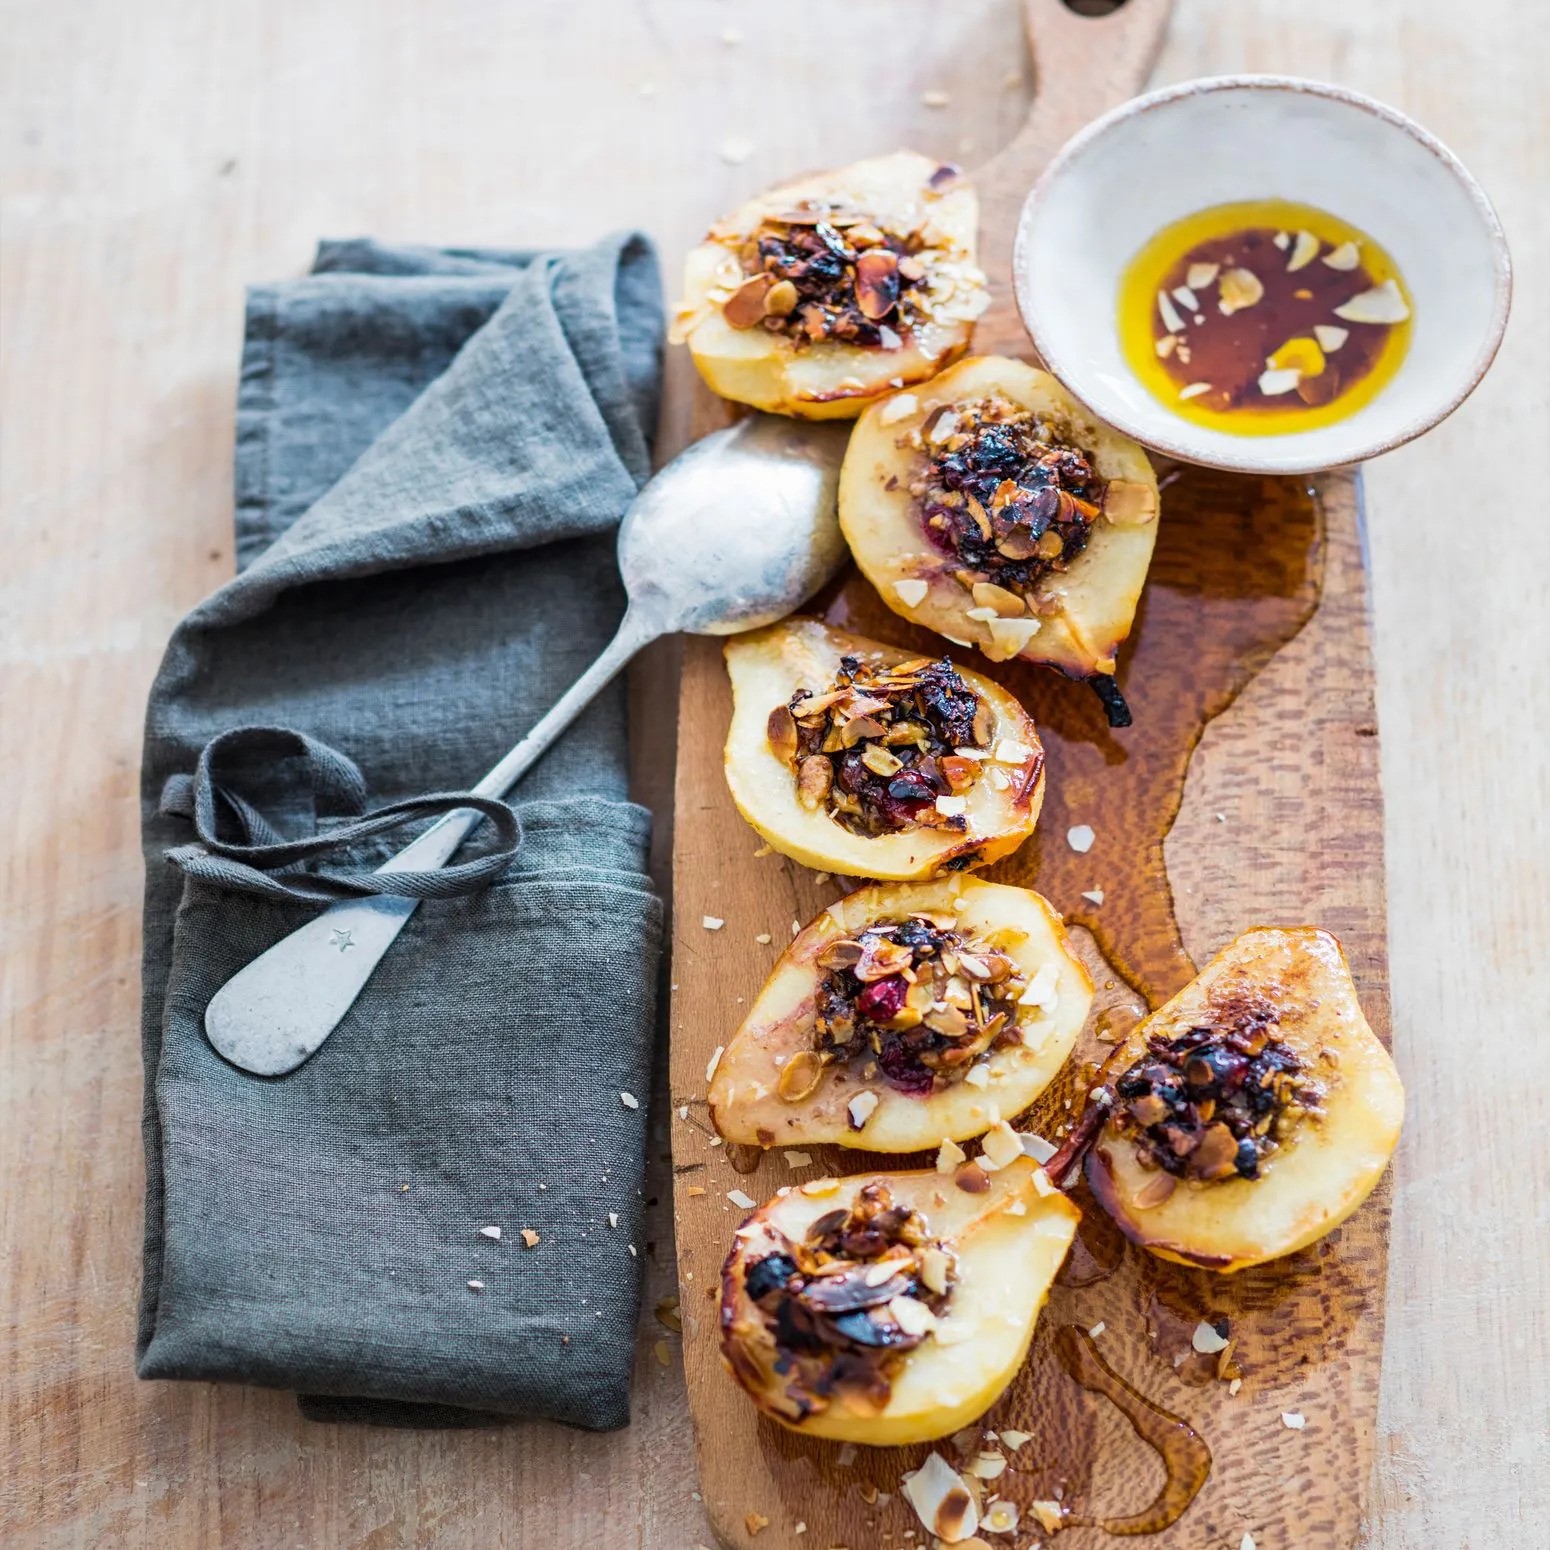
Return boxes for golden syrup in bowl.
[1118,199,1413,436]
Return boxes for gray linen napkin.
[137,234,665,1428]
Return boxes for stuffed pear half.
[674,151,989,419]
[724,617,1044,880]
[1086,926,1404,1272]
[720,1160,1078,1444]
[840,355,1160,722]
[710,876,1092,1152]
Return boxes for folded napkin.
[137,234,665,1428]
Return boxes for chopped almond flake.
[963,1064,990,1089]
[520,1229,540,1248]
[607,1212,618,1228]
[1020,1132,1056,1163]
[753,844,773,857]
[847,1090,880,1129]
[466,1279,485,1291]
[999,1428,1032,1450]
[980,1121,1023,1172]
[619,1091,639,1109]
[755,932,772,944]
[1066,824,1095,853]
[705,1045,724,1081]
[937,1137,967,1173]
[478,1225,501,1241]
[901,1452,978,1541]
[1229,1377,1243,1396]
[894,578,929,607]
[1031,1501,1064,1533]
[686,1185,706,1197]
[727,1189,757,1210]
[1089,1321,1106,1337]
[702,915,724,931]
[784,1150,813,1169]
[1192,1320,1229,1354]
[1282,1411,1306,1429]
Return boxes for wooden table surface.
[2,2,1544,1547]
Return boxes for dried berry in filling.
[729,1183,955,1419]
[910,396,1106,594]
[766,654,992,837]
[806,915,1029,1098]
[1112,997,1326,1182]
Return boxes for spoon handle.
[204,609,660,1075]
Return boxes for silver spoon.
[205,414,850,1075]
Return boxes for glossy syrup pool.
[1118,199,1412,435]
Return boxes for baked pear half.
[720,1160,1079,1443]
[839,355,1160,715]
[1085,927,1404,1273]
[724,617,1044,879]
[672,151,989,419]
[710,876,1092,1151]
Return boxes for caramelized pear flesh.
[839,355,1160,683]
[720,1159,1078,1444]
[710,876,1092,1151]
[723,617,1044,879]
[674,151,988,420]
[1086,926,1403,1272]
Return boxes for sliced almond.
[1286,230,1320,272]
[890,1294,938,1338]
[1192,1319,1230,1354]
[980,1121,1024,1172]
[1185,261,1219,291]
[971,580,1025,617]
[846,1090,879,1130]
[1314,323,1350,352]
[1333,279,1410,325]
[919,1244,952,1295]
[1257,367,1302,397]
[1156,289,1186,334]
[894,577,929,608]
[936,1137,967,1174]
[1155,333,1178,359]
[1102,478,1158,526]
[1217,267,1265,315]
[722,273,773,328]
[901,1453,978,1543]
[1178,381,1212,401]
[1321,241,1361,271]
[1171,284,1199,312]
[982,616,1042,660]
[879,392,919,426]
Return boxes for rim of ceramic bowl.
[1011,74,1514,475]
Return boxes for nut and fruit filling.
[767,655,997,836]
[733,1184,955,1417]
[795,915,1031,1099]
[718,206,935,347]
[1113,999,1326,1183]
[908,396,1105,596]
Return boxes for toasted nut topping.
[796,755,832,810]
[763,278,799,317]
[1321,240,1361,271]
[1332,279,1410,325]
[854,249,901,320]
[777,1049,828,1102]
[1102,478,1158,526]
[970,580,1025,617]
[766,703,798,765]
[893,577,929,607]
[1185,261,1219,291]
[722,273,773,328]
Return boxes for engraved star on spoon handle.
[203,414,848,1076]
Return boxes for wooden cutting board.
[667,2,1393,1546]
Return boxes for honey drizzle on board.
[823,462,1325,1010]
[1054,1325,1214,1536]
[1117,200,1413,434]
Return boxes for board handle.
[973,0,1174,353]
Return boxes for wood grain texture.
[666,6,1394,1537]
[1,2,1544,1548]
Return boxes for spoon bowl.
[620,413,849,635]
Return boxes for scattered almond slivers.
[1217,267,1265,314]
[1333,279,1410,325]
[1102,478,1158,526]
[1286,230,1320,272]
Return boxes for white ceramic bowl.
[1013,76,1511,474]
